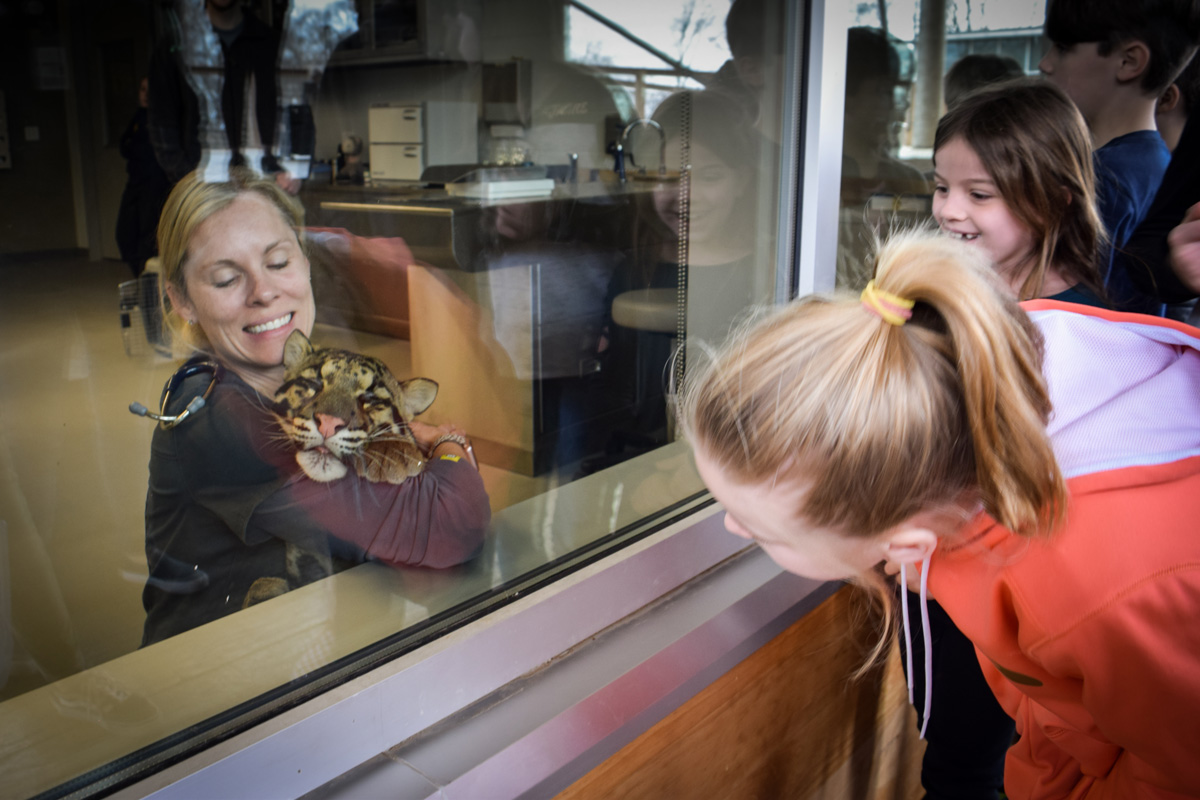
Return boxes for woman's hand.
[409,421,466,451]
[274,171,302,196]
[410,421,478,470]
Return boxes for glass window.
[565,0,731,115]
[835,0,1046,291]
[997,36,1035,71]
[0,0,794,795]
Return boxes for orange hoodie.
[928,302,1200,799]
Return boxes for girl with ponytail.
[683,229,1200,799]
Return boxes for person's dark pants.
[221,41,279,157]
[116,177,168,278]
[901,591,1015,800]
[540,372,606,471]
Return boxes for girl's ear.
[881,525,939,567]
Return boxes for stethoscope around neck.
[129,360,223,429]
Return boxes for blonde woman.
[142,169,489,645]
[684,230,1200,799]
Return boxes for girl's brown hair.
[156,168,305,353]
[683,230,1066,540]
[934,77,1106,301]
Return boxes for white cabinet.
[368,101,479,181]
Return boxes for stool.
[611,288,677,333]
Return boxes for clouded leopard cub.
[272,330,438,484]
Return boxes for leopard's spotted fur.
[272,330,438,484]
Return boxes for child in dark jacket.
[1039,0,1200,314]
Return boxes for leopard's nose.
[315,413,346,439]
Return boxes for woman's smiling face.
[169,192,315,394]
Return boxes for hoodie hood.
[1024,301,1200,478]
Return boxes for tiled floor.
[1,256,174,696]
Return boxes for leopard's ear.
[283,329,314,370]
[399,377,438,417]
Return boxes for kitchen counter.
[301,177,652,476]
[301,177,658,272]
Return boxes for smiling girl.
[932,78,1108,307]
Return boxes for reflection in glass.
[835,3,1048,295]
[0,0,792,795]
[837,26,930,290]
[373,0,418,48]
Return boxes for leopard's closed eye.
[272,330,438,484]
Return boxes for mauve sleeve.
[251,455,491,569]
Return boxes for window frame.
[8,0,854,796]
[127,0,843,794]
[113,509,842,799]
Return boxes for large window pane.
[836,0,1046,290]
[0,0,794,795]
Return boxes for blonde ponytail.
[872,232,1065,534]
[682,229,1066,540]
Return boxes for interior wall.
[308,0,567,165]
[478,0,566,62]
[0,0,79,255]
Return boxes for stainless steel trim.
[795,0,848,297]
[773,0,806,302]
[318,201,454,216]
[410,559,834,799]
[117,508,823,799]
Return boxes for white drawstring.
[917,556,933,738]
[901,562,915,700]
[900,554,935,740]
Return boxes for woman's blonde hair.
[934,77,1106,301]
[156,168,305,353]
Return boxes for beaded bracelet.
[430,432,478,470]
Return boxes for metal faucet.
[620,118,667,178]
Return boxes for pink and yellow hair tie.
[861,280,915,326]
